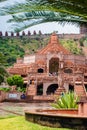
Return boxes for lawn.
[0,116,71,130]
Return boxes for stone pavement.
[0,102,52,117]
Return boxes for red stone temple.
[8,33,87,101]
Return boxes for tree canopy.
[0,52,8,84]
[0,0,87,32]
[7,75,23,87]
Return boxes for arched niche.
[64,68,73,74]
[37,68,44,73]
[49,57,59,75]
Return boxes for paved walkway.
[0,102,52,117]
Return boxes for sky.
[0,0,80,35]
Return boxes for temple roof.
[37,33,70,54]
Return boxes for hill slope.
[0,35,86,67]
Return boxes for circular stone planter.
[25,109,87,129]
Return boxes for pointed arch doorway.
[49,57,59,76]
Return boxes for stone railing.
[33,95,54,101]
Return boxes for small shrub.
[0,87,11,92]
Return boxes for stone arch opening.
[69,84,74,92]
[37,83,43,95]
[46,84,58,95]
[38,68,44,73]
[49,58,59,76]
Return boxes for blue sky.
[0,0,80,34]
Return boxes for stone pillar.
[78,101,87,116]
[64,82,69,92]
[43,83,49,95]
[58,71,63,88]
[47,58,49,76]
[27,84,37,96]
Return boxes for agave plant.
[0,0,87,32]
[52,92,79,109]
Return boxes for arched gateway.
[46,84,58,95]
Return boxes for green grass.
[0,116,70,130]
[0,115,16,119]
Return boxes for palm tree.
[0,0,87,32]
[52,92,79,109]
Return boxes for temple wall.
[35,54,46,61]
[63,54,87,65]
[58,34,85,39]
[0,91,6,102]
[24,55,35,64]
[0,31,85,39]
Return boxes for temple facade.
[8,33,87,101]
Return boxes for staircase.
[26,84,36,96]
[74,84,86,97]
[54,87,66,97]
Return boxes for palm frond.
[0,0,7,2]
[6,11,87,32]
[0,0,87,31]
[0,0,87,18]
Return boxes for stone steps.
[74,84,86,97]
[54,87,66,97]
[26,85,36,96]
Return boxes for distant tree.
[7,75,24,88]
[0,52,8,84]
[61,39,83,55]
[0,67,8,85]
[0,74,4,84]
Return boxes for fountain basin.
[25,109,87,129]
